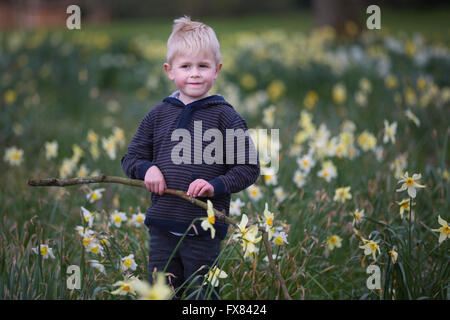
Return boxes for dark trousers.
[147,225,222,300]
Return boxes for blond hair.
[166,16,221,66]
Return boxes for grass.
[1,10,449,300]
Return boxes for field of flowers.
[1,15,449,300]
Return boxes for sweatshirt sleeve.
[208,113,260,196]
[121,111,154,180]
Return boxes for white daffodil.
[87,188,105,203]
[432,215,450,244]
[121,254,137,272]
[89,260,106,274]
[396,172,425,198]
[130,213,145,227]
[359,238,381,261]
[247,184,262,201]
[32,244,55,259]
[4,146,24,166]
[110,210,127,228]
[201,200,216,239]
[230,198,245,216]
[87,240,104,257]
[44,141,58,160]
[383,120,397,144]
[273,186,286,203]
[204,266,228,287]
[293,169,306,188]
[389,249,398,264]
[111,277,138,296]
[297,154,315,173]
[81,206,95,228]
[351,209,365,226]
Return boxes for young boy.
[121,16,260,299]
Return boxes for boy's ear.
[214,63,222,79]
[164,63,174,80]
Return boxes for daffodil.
[297,154,315,173]
[273,231,289,245]
[102,136,117,160]
[229,198,245,216]
[383,120,397,144]
[81,206,95,228]
[110,210,127,227]
[303,90,318,110]
[3,146,24,166]
[317,160,337,182]
[111,278,137,296]
[32,244,55,259]
[263,173,278,186]
[87,188,105,203]
[333,186,352,203]
[405,109,420,127]
[121,254,137,272]
[204,266,228,287]
[201,200,216,239]
[293,169,306,188]
[77,164,89,177]
[396,172,425,198]
[130,213,145,227]
[59,158,76,178]
[87,130,99,144]
[396,198,414,219]
[44,141,58,160]
[86,240,104,257]
[89,260,106,274]
[332,83,346,105]
[389,248,398,264]
[133,273,172,300]
[431,215,449,244]
[273,186,287,203]
[359,238,381,261]
[247,184,262,201]
[241,225,262,259]
[357,131,377,151]
[327,235,342,251]
[351,209,365,226]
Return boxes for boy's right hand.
[144,165,166,196]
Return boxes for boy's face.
[164,51,222,104]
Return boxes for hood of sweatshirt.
[162,90,233,129]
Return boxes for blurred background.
[0,0,449,35]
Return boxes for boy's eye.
[200,64,209,68]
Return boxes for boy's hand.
[187,179,214,198]
[144,165,166,196]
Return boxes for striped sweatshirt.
[121,91,260,239]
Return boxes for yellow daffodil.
[332,83,346,104]
[201,200,216,239]
[204,266,228,287]
[304,90,319,110]
[357,131,377,151]
[432,215,450,244]
[333,186,352,203]
[274,231,289,245]
[359,238,381,261]
[59,158,76,178]
[133,273,172,300]
[241,225,262,259]
[389,248,398,264]
[4,89,17,104]
[396,172,425,198]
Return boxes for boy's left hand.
[187,179,214,198]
